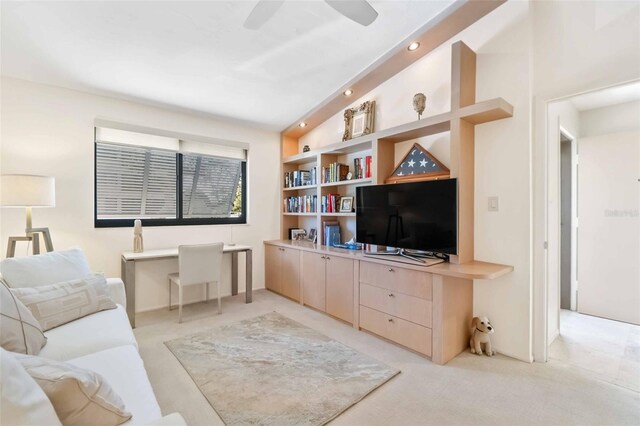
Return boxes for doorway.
[544,81,640,381]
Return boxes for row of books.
[321,194,341,213]
[353,156,372,180]
[284,195,317,213]
[284,167,317,188]
[322,221,341,246]
[321,163,349,183]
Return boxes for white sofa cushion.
[0,248,91,288]
[15,351,132,426]
[0,348,62,426]
[39,304,137,361]
[0,280,47,355]
[107,278,127,308]
[68,345,162,426]
[11,273,117,331]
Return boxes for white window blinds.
[96,143,177,219]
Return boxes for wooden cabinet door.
[325,256,354,323]
[302,251,326,311]
[264,245,281,294]
[280,248,301,301]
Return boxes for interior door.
[280,248,301,301]
[577,131,640,324]
[264,245,281,294]
[325,256,354,323]
[301,251,326,311]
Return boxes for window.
[95,126,246,227]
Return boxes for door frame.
[532,78,640,362]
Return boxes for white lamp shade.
[1,175,56,207]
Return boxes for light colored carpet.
[135,290,640,426]
[164,312,399,426]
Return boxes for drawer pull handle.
[326,257,330,260]
[321,256,326,259]
[388,268,394,272]
[388,293,394,297]
[388,318,394,323]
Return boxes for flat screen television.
[355,179,457,255]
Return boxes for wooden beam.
[282,0,507,139]
[451,41,477,110]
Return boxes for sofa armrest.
[142,413,187,426]
[106,278,127,308]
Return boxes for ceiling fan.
[244,0,379,30]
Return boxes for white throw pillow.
[14,351,132,426]
[0,248,91,288]
[0,348,62,426]
[0,280,47,355]
[10,274,117,331]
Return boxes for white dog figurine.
[470,316,495,356]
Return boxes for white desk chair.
[168,242,224,323]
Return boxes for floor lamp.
[1,174,56,258]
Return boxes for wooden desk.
[121,244,252,328]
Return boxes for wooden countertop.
[263,240,513,280]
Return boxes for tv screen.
[356,179,457,254]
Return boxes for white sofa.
[0,248,185,426]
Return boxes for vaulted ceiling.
[1,0,455,130]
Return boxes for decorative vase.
[133,219,144,253]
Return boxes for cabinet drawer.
[359,306,432,356]
[360,283,432,328]
[360,261,432,300]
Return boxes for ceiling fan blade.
[324,0,378,26]
[244,0,285,30]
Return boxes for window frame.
[94,146,247,228]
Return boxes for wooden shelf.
[283,185,317,192]
[283,212,316,216]
[283,151,318,165]
[320,212,355,217]
[320,178,372,187]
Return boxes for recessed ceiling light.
[299,122,307,128]
[408,41,420,51]
[343,89,353,96]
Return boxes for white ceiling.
[570,80,640,111]
[1,0,455,130]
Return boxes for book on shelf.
[284,195,317,213]
[320,194,341,213]
[321,163,349,184]
[284,167,316,188]
[322,221,340,246]
[353,155,372,180]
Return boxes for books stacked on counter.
[284,195,317,213]
[284,167,317,188]
[353,156,372,179]
[321,194,341,213]
[321,163,349,183]
[322,221,341,247]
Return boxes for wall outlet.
[488,196,499,212]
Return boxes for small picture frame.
[339,197,354,213]
[307,228,317,243]
[291,228,306,241]
[342,100,375,141]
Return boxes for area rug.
[164,312,400,425]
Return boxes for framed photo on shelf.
[342,100,375,141]
[289,228,306,240]
[339,197,354,213]
[307,228,317,243]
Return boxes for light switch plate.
[488,196,499,212]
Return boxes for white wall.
[0,77,281,312]
[301,1,534,362]
[580,100,640,138]
[531,0,640,361]
[546,99,580,343]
